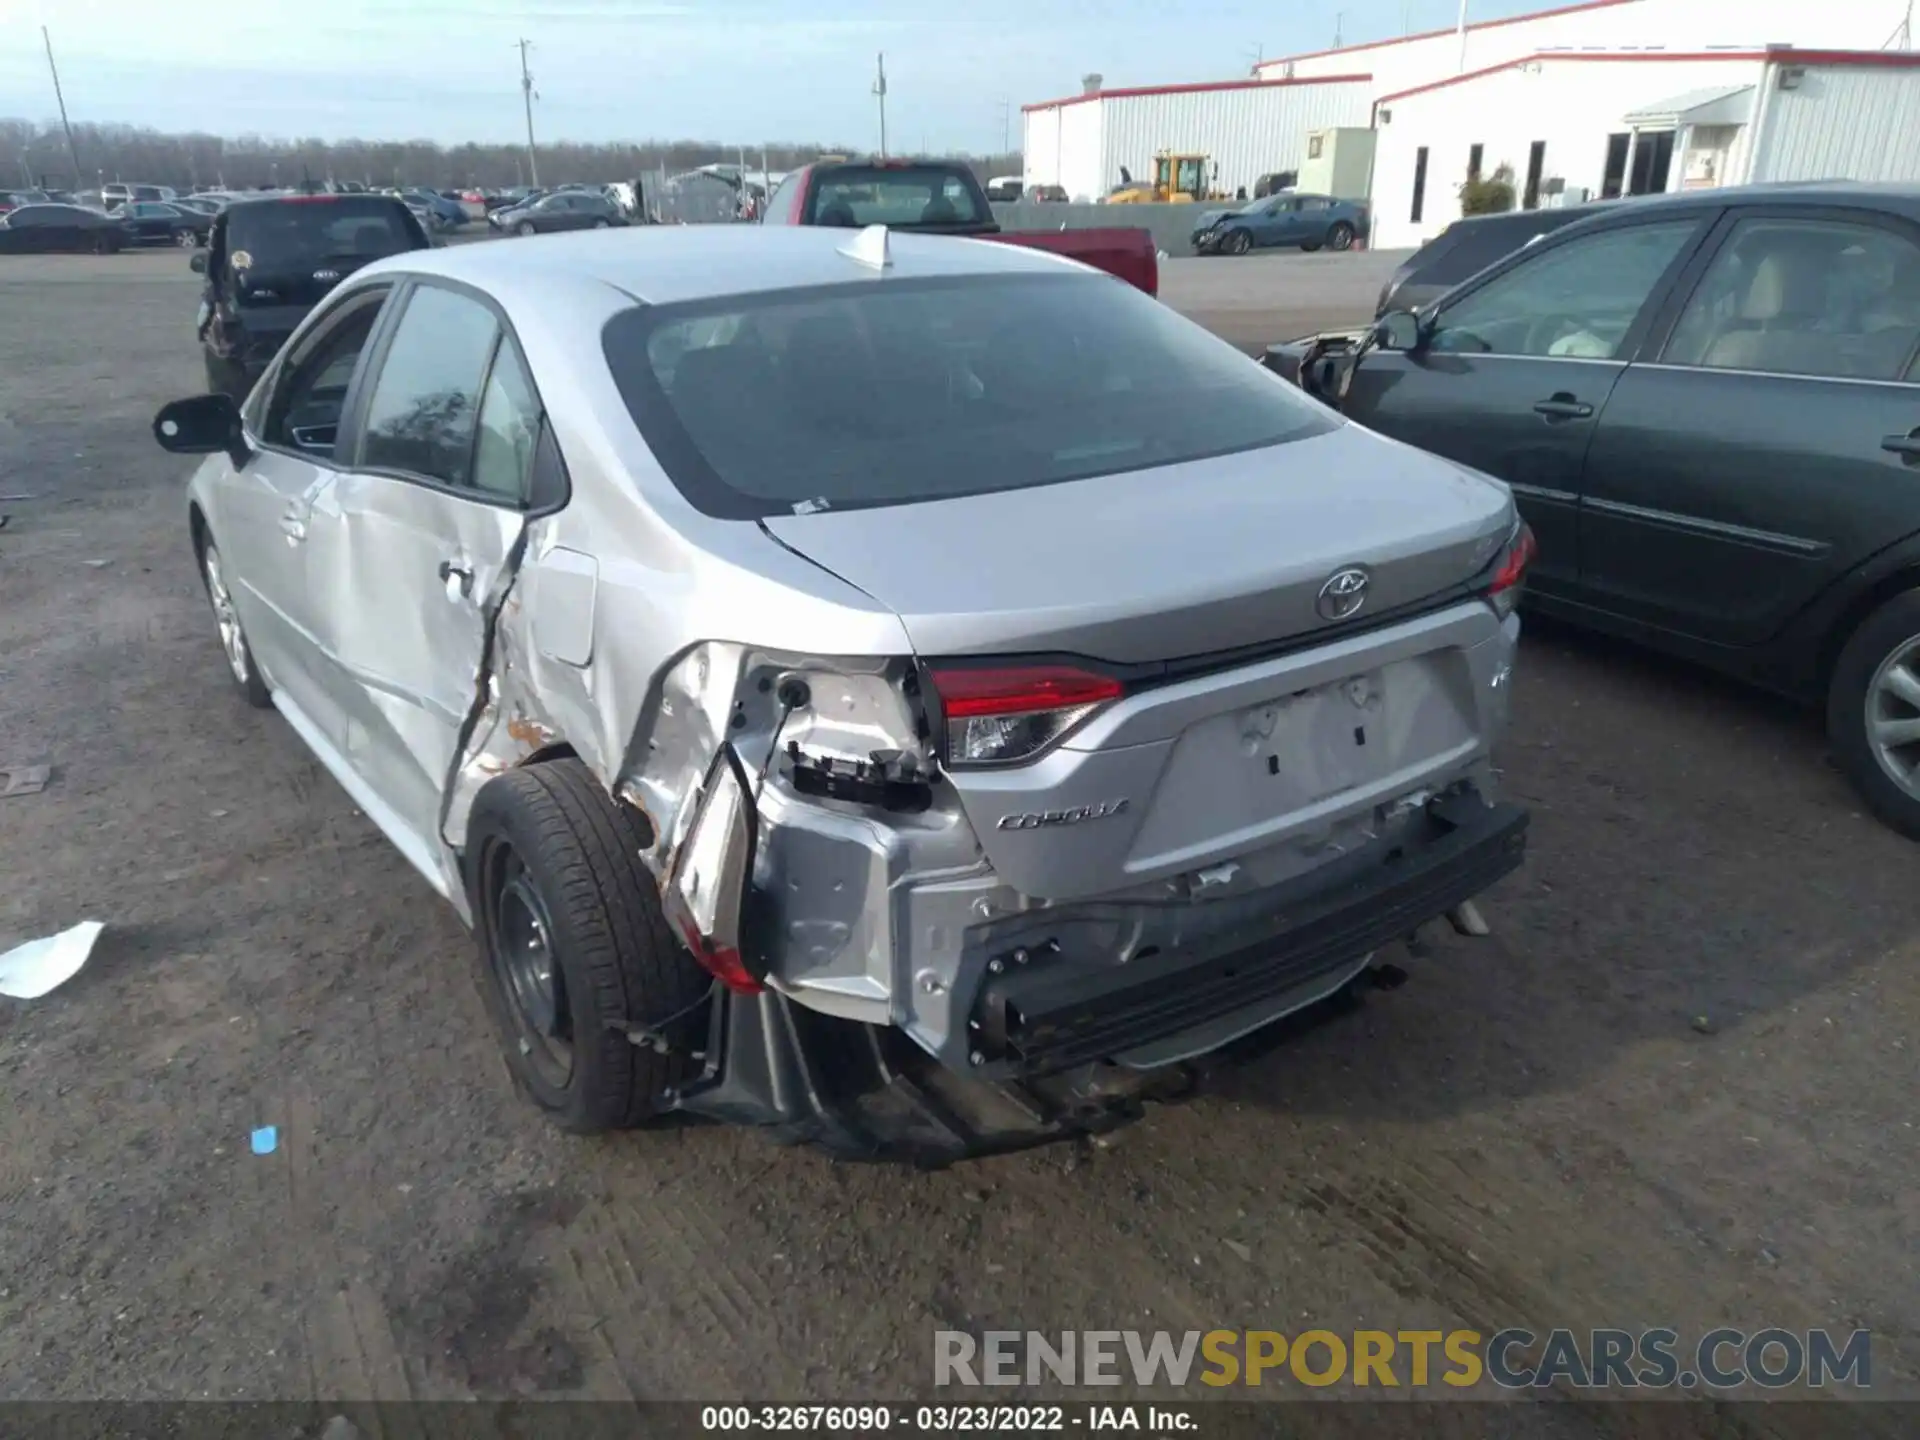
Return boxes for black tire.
[466,760,711,1133]
[516,220,537,237]
[92,231,116,255]
[175,229,197,248]
[1301,237,1322,253]
[1222,228,1252,256]
[1827,589,1920,839]
[196,536,273,709]
[1326,221,1355,252]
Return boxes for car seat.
[1699,240,1835,373]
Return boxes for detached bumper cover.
[969,793,1528,1076]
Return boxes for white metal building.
[1256,0,1914,95]
[1021,77,1373,201]
[1368,47,1920,248]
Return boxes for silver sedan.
[153,224,1532,1161]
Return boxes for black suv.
[193,194,431,398]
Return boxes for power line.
[516,38,540,187]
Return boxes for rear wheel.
[92,231,115,255]
[1827,589,1920,839]
[1326,221,1356,252]
[1222,228,1252,256]
[175,229,196,248]
[198,538,272,708]
[466,760,711,1133]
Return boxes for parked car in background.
[1192,192,1369,256]
[171,196,226,218]
[1374,202,1614,317]
[765,158,1159,296]
[492,190,626,235]
[401,190,466,229]
[102,183,174,210]
[1,188,53,216]
[120,201,211,247]
[193,192,433,398]
[984,176,1024,202]
[1264,181,1920,837]
[1028,184,1070,203]
[149,224,1529,1158]
[0,203,126,254]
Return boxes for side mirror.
[662,743,763,994]
[153,393,248,466]
[1375,310,1425,353]
[188,251,208,274]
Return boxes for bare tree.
[0,117,1022,194]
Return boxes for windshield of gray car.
[602,273,1338,519]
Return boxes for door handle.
[1532,394,1594,420]
[1882,430,1920,462]
[279,514,307,543]
[438,559,475,598]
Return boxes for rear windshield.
[224,198,418,271]
[807,167,989,228]
[603,272,1337,520]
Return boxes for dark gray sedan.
[494,191,626,236]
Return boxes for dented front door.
[300,472,521,855]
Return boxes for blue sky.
[0,0,1544,149]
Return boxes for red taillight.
[930,664,1123,766]
[1488,522,1537,616]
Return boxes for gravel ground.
[0,244,1914,1429]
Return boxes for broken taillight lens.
[929,664,1124,767]
[1487,521,1537,620]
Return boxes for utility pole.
[873,53,889,159]
[1334,12,1344,47]
[1457,0,1471,71]
[516,38,541,187]
[41,28,83,189]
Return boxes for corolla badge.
[1316,566,1371,621]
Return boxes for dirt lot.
[1,245,1915,1428]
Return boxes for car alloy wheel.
[516,221,536,237]
[1327,221,1355,252]
[202,545,250,686]
[1224,229,1251,256]
[1866,632,1920,803]
[175,230,197,247]
[592,218,610,228]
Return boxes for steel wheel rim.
[202,546,251,685]
[1867,633,1920,801]
[490,849,574,1089]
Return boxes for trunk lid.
[760,421,1513,666]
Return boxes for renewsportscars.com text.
[934,1328,1872,1391]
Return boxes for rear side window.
[360,285,501,486]
[224,198,420,272]
[806,167,988,227]
[603,272,1337,520]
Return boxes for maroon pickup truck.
[762,159,1159,297]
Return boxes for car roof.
[354,223,1087,307]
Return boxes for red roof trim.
[1765,47,1920,68]
[1376,49,1769,105]
[1261,0,1639,68]
[1022,72,1373,113]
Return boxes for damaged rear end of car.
[489,259,1537,1163]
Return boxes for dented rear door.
[299,282,532,858]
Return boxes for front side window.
[260,291,389,457]
[1429,220,1699,360]
[1662,217,1920,382]
[604,273,1338,519]
[360,285,500,485]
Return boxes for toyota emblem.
[1316,566,1370,621]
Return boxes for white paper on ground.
[0,921,105,1000]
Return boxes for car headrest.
[1740,243,1830,321]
